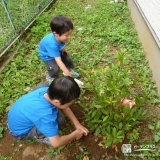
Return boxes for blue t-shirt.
[8,87,59,137]
[38,33,66,61]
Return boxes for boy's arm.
[55,57,71,77]
[61,107,89,136]
[48,129,83,148]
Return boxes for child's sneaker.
[70,70,79,78]
[46,73,54,84]
[63,69,79,78]
[36,137,51,146]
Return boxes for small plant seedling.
[76,146,90,160]
[46,145,66,158]
[0,127,4,138]
[11,143,15,147]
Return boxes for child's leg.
[61,52,74,69]
[61,53,79,78]
[10,110,66,141]
[44,60,60,78]
[33,82,49,91]
[18,126,45,140]
[7,125,45,141]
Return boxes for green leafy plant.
[76,146,90,160]
[127,128,139,143]
[0,126,5,138]
[82,49,149,147]
[46,145,66,158]
[0,154,11,160]
[148,121,160,142]
[0,127,3,138]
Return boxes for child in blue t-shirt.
[38,15,79,84]
[7,76,89,147]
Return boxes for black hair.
[50,15,74,35]
[47,76,80,105]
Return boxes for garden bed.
[0,0,160,160]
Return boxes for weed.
[0,126,4,138]
[0,154,11,160]
[76,146,90,160]
[46,145,66,158]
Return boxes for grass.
[0,0,160,159]
[0,0,56,51]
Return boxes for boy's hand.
[74,129,84,140]
[65,71,72,77]
[54,57,72,77]
[75,124,89,136]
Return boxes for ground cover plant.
[0,0,160,159]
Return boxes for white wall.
[127,0,160,94]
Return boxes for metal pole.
[0,0,54,57]
[2,0,17,34]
